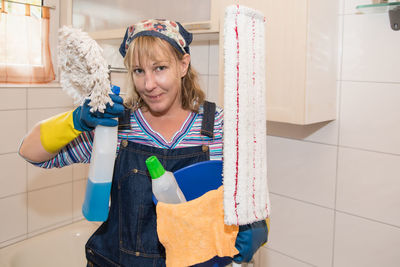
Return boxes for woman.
[19,19,224,266]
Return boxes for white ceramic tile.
[339,81,400,154]
[73,179,86,219]
[207,75,220,104]
[342,13,400,82]
[190,40,209,75]
[336,147,400,227]
[258,247,313,267]
[338,0,345,15]
[267,136,337,208]
[27,107,71,130]
[208,40,219,75]
[337,15,344,80]
[0,153,27,198]
[72,163,89,181]
[28,183,73,233]
[0,110,26,154]
[27,164,73,191]
[0,88,26,110]
[199,75,208,95]
[334,212,400,267]
[0,194,27,244]
[27,87,73,109]
[268,194,334,267]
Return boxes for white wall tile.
[208,40,219,75]
[27,87,73,109]
[190,40,209,75]
[0,110,26,154]
[73,163,89,181]
[0,88,26,110]
[199,75,209,95]
[339,81,400,154]
[207,75,219,104]
[338,0,345,15]
[0,153,27,198]
[28,183,73,233]
[268,194,334,267]
[342,13,400,82]
[337,147,400,227]
[27,164,73,191]
[334,212,400,267]
[0,194,27,244]
[27,107,71,130]
[267,136,337,208]
[73,179,86,220]
[258,247,314,267]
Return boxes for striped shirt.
[36,105,223,168]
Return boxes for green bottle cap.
[145,156,165,179]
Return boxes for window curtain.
[0,3,55,83]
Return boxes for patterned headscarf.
[119,19,193,57]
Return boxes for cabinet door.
[218,0,337,125]
[71,0,218,39]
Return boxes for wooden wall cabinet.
[217,0,338,125]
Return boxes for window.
[0,0,55,83]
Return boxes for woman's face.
[131,49,190,116]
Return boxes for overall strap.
[118,108,132,130]
[201,101,216,138]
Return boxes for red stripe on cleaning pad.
[251,16,259,220]
[234,5,240,225]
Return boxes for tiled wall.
[257,0,400,266]
[0,85,90,248]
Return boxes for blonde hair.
[123,36,205,112]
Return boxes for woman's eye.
[133,69,144,75]
[155,66,166,72]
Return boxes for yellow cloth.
[40,110,82,153]
[156,186,239,267]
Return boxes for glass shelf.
[356,2,400,14]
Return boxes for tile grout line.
[331,7,346,266]
[25,86,29,239]
[265,247,318,267]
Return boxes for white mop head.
[58,26,112,113]
[223,5,271,225]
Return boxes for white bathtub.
[0,220,98,267]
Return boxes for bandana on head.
[119,19,193,57]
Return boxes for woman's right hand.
[72,94,125,132]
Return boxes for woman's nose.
[144,73,156,91]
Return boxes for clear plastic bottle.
[82,85,120,221]
[82,124,117,221]
[146,156,187,204]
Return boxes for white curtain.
[0,2,54,83]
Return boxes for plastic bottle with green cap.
[146,156,187,204]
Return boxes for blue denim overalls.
[85,102,217,267]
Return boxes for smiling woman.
[0,0,55,83]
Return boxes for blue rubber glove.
[233,220,269,263]
[72,90,124,132]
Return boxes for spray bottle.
[146,156,187,204]
[81,86,120,221]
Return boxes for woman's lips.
[146,94,162,101]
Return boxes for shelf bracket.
[389,6,400,30]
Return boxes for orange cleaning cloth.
[156,186,239,267]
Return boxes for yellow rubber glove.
[40,110,82,153]
[39,91,124,154]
